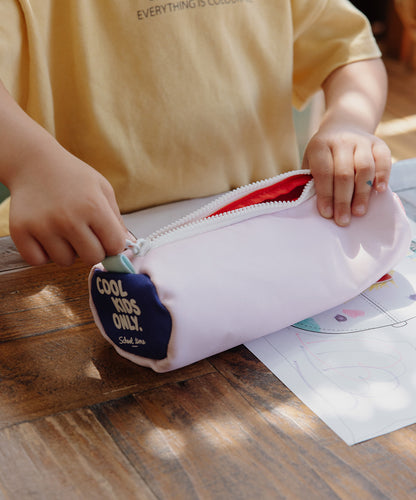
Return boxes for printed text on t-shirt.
[137,0,254,21]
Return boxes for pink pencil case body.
[89,170,411,372]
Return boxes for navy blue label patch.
[90,270,172,360]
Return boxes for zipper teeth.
[134,173,315,255]
[147,169,313,242]
[146,198,297,248]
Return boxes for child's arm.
[0,80,127,266]
[302,58,391,226]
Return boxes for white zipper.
[127,169,315,258]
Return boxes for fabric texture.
[0,0,381,236]
[89,170,411,372]
[0,198,10,236]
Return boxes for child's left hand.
[302,125,391,226]
[301,58,392,227]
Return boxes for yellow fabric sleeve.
[292,0,381,108]
[0,197,10,237]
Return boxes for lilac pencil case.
[88,170,411,372]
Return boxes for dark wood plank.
[0,323,214,428]
[1,260,93,341]
[0,409,156,499]
[93,371,342,500]
[0,236,29,273]
[210,346,416,500]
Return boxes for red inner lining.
[377,273,392,283]
[209,173,312,217]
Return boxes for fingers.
[39,236,77,267]
[13,217,126,268]
[10,194,128,267]
[99,181,130,253]
[372,140,391,193]
[304,137,356,226]
[302,138,333,219]
[349,145,375,219]
[305,132,392,227]
[87,211,128,264]
[54,199,127,266]
[331,144,356,226]
[10,231,50,267]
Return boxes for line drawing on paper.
[248,247,416,444]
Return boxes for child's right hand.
[0,79,127,267]
[8,143,128,267]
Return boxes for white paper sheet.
[247,220,416,445]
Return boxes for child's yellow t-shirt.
[0,0,380,236]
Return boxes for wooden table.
[1,210,416,499]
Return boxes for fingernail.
[354,205,366,215]
[321,206,333,218]
[338,214,350,226]
[377,182,387,192]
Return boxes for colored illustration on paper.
[294,248,416,334]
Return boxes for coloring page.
[247,236,416,445]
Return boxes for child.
[0,0,391,266]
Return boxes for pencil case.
[88,169,411,372]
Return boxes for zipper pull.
[102,253,135,274]
[126,238,150,256]
[101,238,148,273]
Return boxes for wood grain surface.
[0,57,416,499]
